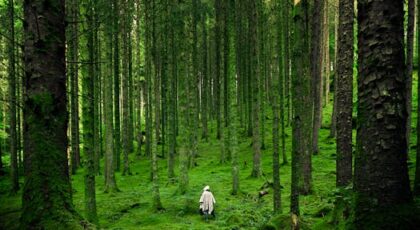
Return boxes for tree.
[68,0,81,174]
[113,0,121,171]
[8,0,19,194]
[82,0,98,223]
[311,0,324,155]
[250,0,262,178]
[406,0,415,151]
[291,0,312,218]
[104,0,119,193]
[336,0,354,187]
[122,0,132,176]
[20,0,83,227]
[415,0,420,197]
[354,0,412,226]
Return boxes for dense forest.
[1,0,420,229]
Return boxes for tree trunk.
[122,0,131,176]
[21,0,83,227]
[250,0,262,178]
[311,0,324,155]
[406,0,415,151]
[113,0,121,172]
[355,0,412,226]
[104,0,119,193]
[8,0,19,194]
[292,0,312,214]
[415,0,420,197]
[68,0,81,174]
[330,7,339,138]
[336,0,354,187]
[82,0,98,223]
[201,9,209,141]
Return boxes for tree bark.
[113,0,121,171]
[336,0,354,187]
[82,0,98,223]
[406,0,415,151]
[415,0,420,197]
[292,0,312,211]
[21,0,83,227]
[311,0,324,155]
[104,0,119,193]
[355,0,412,226]
[8,0,19,194]
[250,0,262,178]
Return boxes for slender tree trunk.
[82,0,98,223]
[406,0,415,151]
[291,0,312,218]
[355,0,412,227]
[285,0,292,127]
[21,0,83,226]
[336,0,354,187]
[122,0,131,176]
[215,0,222,140]
[323,2,330,107]
[250,0,262,178]
[104,0,119,193]
[113,0,121,172]
[69,0,81,174]
[8,0,19,194]
[167,0,177,181]
[415,0,420,197]
[201,10,209,141]
[311,0,324,155]
[330,8,339,138]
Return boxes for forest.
[1,0,420,229]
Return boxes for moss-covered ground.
[1,75,419,229]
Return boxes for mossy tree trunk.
[8,0,19,194]
[21,0,83,227]
[250,0,262,178]
[68,0,81,175]
[406,0,415,151]
[104,0,119,193]
[415,0,420,197]
[355,0,412,226]
[336,0,354,187]
[82,0,98,223]
[113,0,121,172]
[122,0,132,176]
[167,0,178,182]
[291,0,312,216]
[311,0,324,156]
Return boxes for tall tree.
[68,0,81,174]
[113,0,121,171]
[336,0,354,187]
[82,0,98,223]
[214,0,222,140]
[291,0,312,219]
[250,0,262,178]
[21,0,83,227]
[122,0,132,176]
[406,0,415,151]
[104,0,119,193]
[8,0,19,194]
[311,0,324,155]
[355,0,412,227]
[415,0,420,197]
[167,0,178,181]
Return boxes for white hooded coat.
[199,186,216,214]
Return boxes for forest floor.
[1,77,420,230]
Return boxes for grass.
[0,73,419,229]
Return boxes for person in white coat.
[199,185,216,220]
